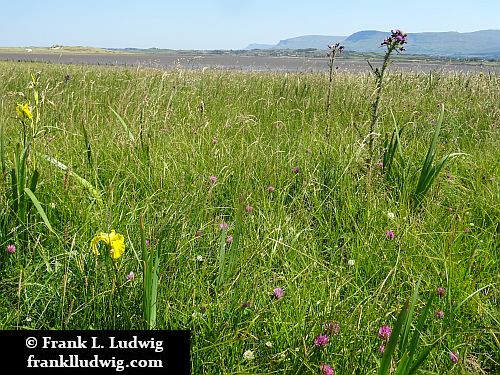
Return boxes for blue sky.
[1,0,498,49]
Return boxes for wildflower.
[292,166,300,174]
[6,244,16,254]
[314,335,329,347]
[243,349,254,360]
[196,255,204,262]
[377,161,384,168]
[195,230,202,238]
[347,259,355,266]
[16,103,33,120]
[381,29,408,51]
[91,230,125,260]
[268,185,275,193]
[385,230,395,240]
[226,235,233,244]
[449,351,459,364]
[435,310,444,319]
[379,343,385,353]
[273,287,284,300]
[324,321,340,336]
[219,222,228,230]
[378,325,392,341]
[436,287,446,298]
[209,175,218,184]
[387,212,395,220]
[320,363,335,375]
[245,204,253,213]
[463,227,470,233]
[126,271,135,281]
[265,341,273,348]
[212,137,218,145]
[145,239,150,247]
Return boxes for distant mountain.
[245,30,500,58]
[245,43,275,50]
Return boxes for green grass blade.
[378,302,409,375]
[216,229,228,289]
[24,187,54,233]
[408,293,435,359]
[407,343,438,375]
[110,107,135,143]
[400,277,421,352]
[42,155,103,205]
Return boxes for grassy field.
[0,61,498,374]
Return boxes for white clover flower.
[265,341,273,348]
[196,255,204,262]
[243,350,254,360]
[348,259,355,266]
[387,212,395,220]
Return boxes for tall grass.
[0,61,498,374]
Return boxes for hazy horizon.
[1,0,499,50]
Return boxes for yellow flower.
[16,103,33,120]
[91,230,125,260]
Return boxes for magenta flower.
[314,334,329,347]
[245,205,253,213]
[436,287,446,298]
[126,271,135,281]
[145,239,150,247]
[219,222,229,230]
[272,287,284,300]
[320,363,334,375]
[209,175,218,184]
[435,310,444,319]
[292,166,300,174]
[268,185,275,193]
[378,325,392,341]
[449,351,459,364]
[379,343,385,354]
[377,161,384,168]
[381,29,408,51]
[324,321,340,336]
[226,235,233,244]
[385,230,395,240]
[6,244,16,254]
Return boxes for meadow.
[0,60,498,374]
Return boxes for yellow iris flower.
[91,230,125,260]
[16,103,33,120]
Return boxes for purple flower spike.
[219,222,229,230]
[268,185,275,193]
[449,351,459,364]
[379,343,385,353]
[320,363,335,375]
[292,166,300,174]
[245,205,253,213]
[226,235,233,244]
[126,271,135,281]
[435,310,444,319]
[6,244,16,254]
[378,325,392,341]
[436,287,446,298]
[273,287,284,300]
[385,230,395,240]
[314,334,329,347]
[209,175,218,184]
[324,321,340,336]
[195,230,202,238]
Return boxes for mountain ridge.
[245,30,500,58]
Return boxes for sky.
[1,0,499,50]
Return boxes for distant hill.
[246,30,500,58]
